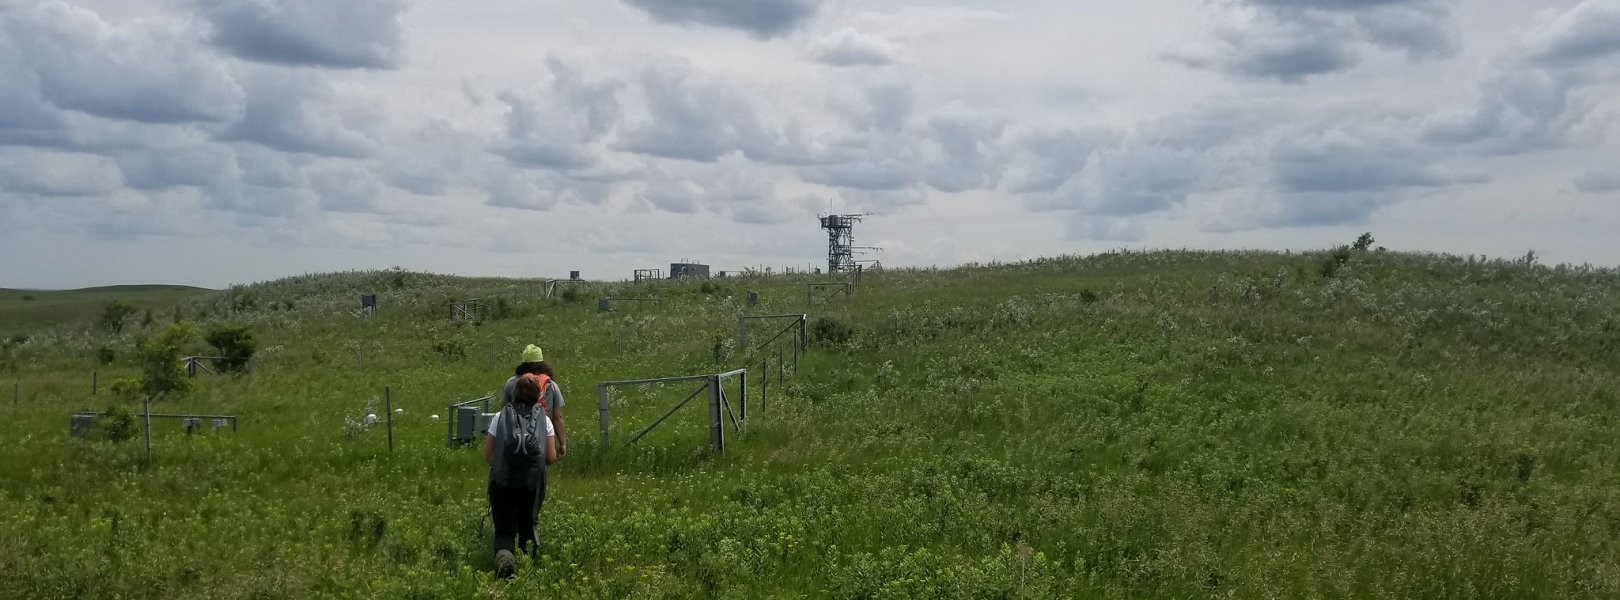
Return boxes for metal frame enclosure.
[445,395,493,445]
[596,368,747,452]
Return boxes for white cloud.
[3,0,1620,289]
[807,28,900,66]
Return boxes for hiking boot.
[495,550,515,580]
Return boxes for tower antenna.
[818,213,875,274]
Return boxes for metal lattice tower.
[819,213,866,274]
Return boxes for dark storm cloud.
[621,0,819,38]
[1,2,244,124]
[193,0,410,69]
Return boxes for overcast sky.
[1,0,1617,289]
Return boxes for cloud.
[0,148,122,197]
[615,59,761,162]
[484,170,612,212]
[193,0,410,69]
[310,164,386,213]
[1004,129,1111,194]
[1172,0,1456,82]
[919,103,1008,193]
[1574,170,1620,193]
[114,141,239,191]
[492,57,623,170]
[1,2,244,124]
[1272,132,1457,194]
[227,68,379,158]
[1527,0,1620,66]
[621,0,818,38]
[1065,215,1147,242]
[807,28,899,66]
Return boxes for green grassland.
[1,252,1617,598]
[0,285,213,339]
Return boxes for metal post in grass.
[93,371,98,396]
[706,375,723,451]
[798,315,808,353]
[737,316,747,356]
[12,382,16,407]
[385,386,394,454]
[739,370,747,422]
[596,383,611,449]
[143,396,152,462]
[760,357,768,414]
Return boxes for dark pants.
[488,468,546,555]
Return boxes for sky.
[1,0,1618,289]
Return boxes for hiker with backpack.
[484,374,557,579]
[502,345,568,510]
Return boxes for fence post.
[12,382,16,406]
[737,316,747,356]
[93,371,98,396]
[707,376,723,451]
[739,370,748,422]
[445,403,454,446]
[385,386,394,454]
[597,384,611,450]
[799,315,808,352]
[143,396,152,462]
[761,358,768,415]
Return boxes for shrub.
[204,324,256,374]
[99,300,138,334]
[1318,246,1352,279]
[96,347,115,365]
[1352,232,1375,252]
[1079,289,1100,304]
[431,338,467,361]
[560,287,581,304]
[811,317,854,345]
[135,323,198,397]
[100,404,137,443]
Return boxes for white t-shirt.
[486,408,555,437]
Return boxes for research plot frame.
[596,368,749,452]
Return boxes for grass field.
[0,285,213,339]
[1,251,1617,598]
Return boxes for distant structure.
[819,213,880,275]
[670,260,710,280]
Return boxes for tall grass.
[1,250,1617,598]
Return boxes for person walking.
[484,374,556,579]
[503,344,567,458]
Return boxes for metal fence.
[596,368,747,452]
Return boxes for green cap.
[520,344,543,363]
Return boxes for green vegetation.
[0,285,211,338]
[1,250,1617,598]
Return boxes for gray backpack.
[491,404,543,490]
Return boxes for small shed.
[669,262,710,280]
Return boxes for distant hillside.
[0,285,214,338]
